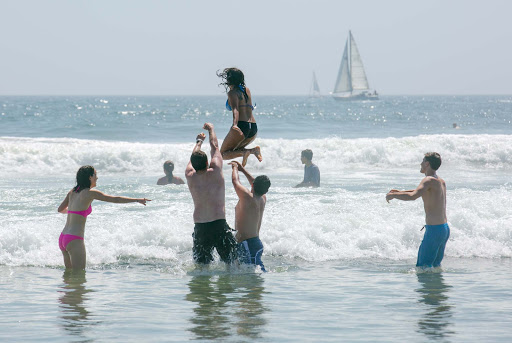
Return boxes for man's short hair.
[301,149,313,161]
[190,151,208,171]
[253,175,271,196]
[424,152,442,170]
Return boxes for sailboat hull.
[332,93,379,101]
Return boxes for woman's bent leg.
[220,126,245,154]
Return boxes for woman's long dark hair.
[217,67,249,102]
[73,165,95,193]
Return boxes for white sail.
[333,41,351,93]
[348,31,370,91]
[309,71,321,97]
[332,31,378,100]
[312,72,320,93]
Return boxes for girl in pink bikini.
[57,165,150,270]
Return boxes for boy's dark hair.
[190,151,208,171]
[424,152,442,170]
[301,149,313,161]
[253,175,271,196]
[163,160,174,173]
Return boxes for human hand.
[138,198,151,206]
[203,123,214,132]
[385,193,394,203]
[229,161,241,169]
[231,125,243,135]
[388,189,400,193]
[196,133,206,143]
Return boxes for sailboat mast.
[348,30,352,94]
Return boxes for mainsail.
[312,72,320,93]
[333,41,351,93]
[309,71,321,97]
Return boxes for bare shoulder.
[173,176,185,185]
[227,89,239,100]
[157,177,168,185]
[87,188,103,198]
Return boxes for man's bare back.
[186,124,226,223]
[185,123,238,265]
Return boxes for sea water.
[1,96,511,342]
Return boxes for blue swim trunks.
[238,237,266,272]
[416,223,450,268]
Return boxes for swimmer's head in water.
[190,151,208,172]
[163,160,175,175]
[301,149,313,161]
[423,152,442,171]
[253,175,271,196]
[74,165,96,193]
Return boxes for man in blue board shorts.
[229,161,270,272]
[386,152,450,268]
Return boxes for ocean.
[1,95,511,342]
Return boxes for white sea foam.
[1,134,511,268]
[1,181,510,268]
[1,134,511,177]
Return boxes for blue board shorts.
[238,236,266,272]
[416,223,450,268]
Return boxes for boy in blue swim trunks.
[386,152,450,268]
[229,161,271,272]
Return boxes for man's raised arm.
[229,162,251,198]
[203,122,222,169]
[186,132,206,177]
[231,161,255,185]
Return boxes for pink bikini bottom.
[59,233,84,251]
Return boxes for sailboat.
[332,31,378,101]
[309,71,321,98]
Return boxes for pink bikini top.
[68,205,92,218]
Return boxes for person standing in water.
[294,149,320,188]
[185,123,238,265]
[229,161,270,272]
[386,152,450,268]
[217,67,262,167]
[58,165,150,270]
[157,160,185,185]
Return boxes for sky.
[1,0,511,95]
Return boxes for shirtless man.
[185,123,237,265]
[386,152,450,268]
[229,161,270,271]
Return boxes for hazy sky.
[1,1,511,95]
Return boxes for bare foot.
[242,150,251,167]
[252,146,262,162]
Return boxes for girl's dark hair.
[73,165,95,193]
[217,67,248,102]
[163,160,174,182]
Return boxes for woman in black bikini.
[217,68,262,166]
